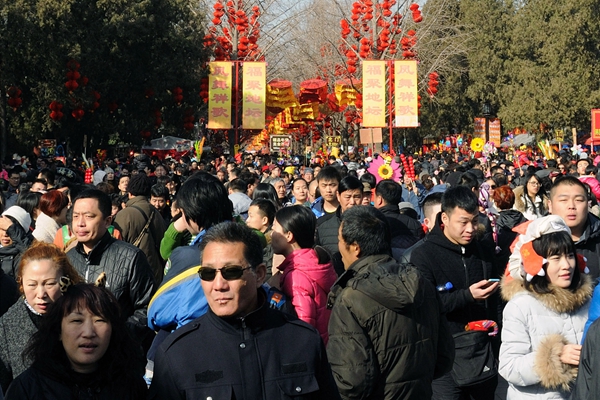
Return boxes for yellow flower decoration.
[471,137,484,152]
[378,164,394,180]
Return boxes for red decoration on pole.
[7,86,22,111]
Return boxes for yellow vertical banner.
[242,62,266,130]
[208,61,232,129]
[394,60,418,127]
[362,60,387,128]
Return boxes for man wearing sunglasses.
[150,222,340,400]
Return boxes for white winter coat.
[499,275,592,399]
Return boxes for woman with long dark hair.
[271,206,337,344]
[500,215,592,399]
[513,173,548,220]
[5,283,146,399]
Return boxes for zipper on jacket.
[461,246,469,287]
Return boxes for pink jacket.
[279,248,337,344]
[580,176,600,202]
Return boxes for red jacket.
[279,248,337,344]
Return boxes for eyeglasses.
[528,181,540,186]
[199,265,252,281]
[490,185,497,189]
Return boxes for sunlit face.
[318,179,338,202]
[61,307,112,374]
[273,181,287,200]
[72,198,112,253]
[150,196,167,211]
[441,207,479,246]
[292,181,308,204]
[201,241,265,318]
[118,176,129,193]
[548,183,588,236]
[545,253,576,288]
[577,161,589,176]
[361,192,372,205]
[271,167,281,178]
[0,216,14,247]
[31,182,47,193]
[337,189,363,213]
[526,177,541,196]
[303,172,314,183]
[245,205,267,231]
[271,218,291,256]
[22,259,62,314]
[338,223,358,270]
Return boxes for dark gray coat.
[0,300,41,392]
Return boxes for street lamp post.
[482,101,493,143]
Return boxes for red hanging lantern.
[108,102,118,113]
[7,86,22,111]
[65,80,79,92]
[71,108,85,121]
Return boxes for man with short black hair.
[373,179,424,257]
[311,166,342,218]
[327,206,454,399]
[228,178,252,220]
[149,222,340,400]
[407,186,500,399]
[549,175,600,279]
[315,175,362,274]
[67,189,156,342]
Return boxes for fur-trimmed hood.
[500,274,593,314]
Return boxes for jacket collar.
[75,231,113,260]
[500,274,593,314]
[378,203,400,215]
[207,289,268,333]
[577,213,600,244]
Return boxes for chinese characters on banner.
[474,118,486,140]
[362,61,387,127]
[242,62,266,129]
[394,60,419,127]
[489,118,501,146]
[592,109,600,140]
[474,117,502,146]
[208,62,232,129]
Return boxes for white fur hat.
[2,206,32,232]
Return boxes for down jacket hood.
[501,274,593,314]
[345,254,424,313]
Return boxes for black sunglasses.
[199,265,252,281]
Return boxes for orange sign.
[394,60,418,127]
[208,62,232,129]
[592,109,600,140]
[489,118,501,146]
[242,62,266,130]
[362,60,386,127]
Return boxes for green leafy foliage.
[0,0,210,153]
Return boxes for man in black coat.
[315,176,363,275]
[406,186,500,400]
[149,222,340,400]
[373,179,424,258]
[67,189,156,342]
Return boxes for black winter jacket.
[326,254,455,400]
[571,317,600,400]
[315,208,344,275]
[0,269,17,317]
[405,214,500,334]
[66,232,156,340]
[149,291,340,400]
[5,363,147,400]
[495,209,527,273]
[574,213,600,280]
[0,222,34,279]
[378,204,424,255]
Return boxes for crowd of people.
[0,147,600,399]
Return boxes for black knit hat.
[127,173,151,197]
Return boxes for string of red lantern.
[49,101,64,121]
[7,86,22,111]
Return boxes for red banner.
[592,109,600,140]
